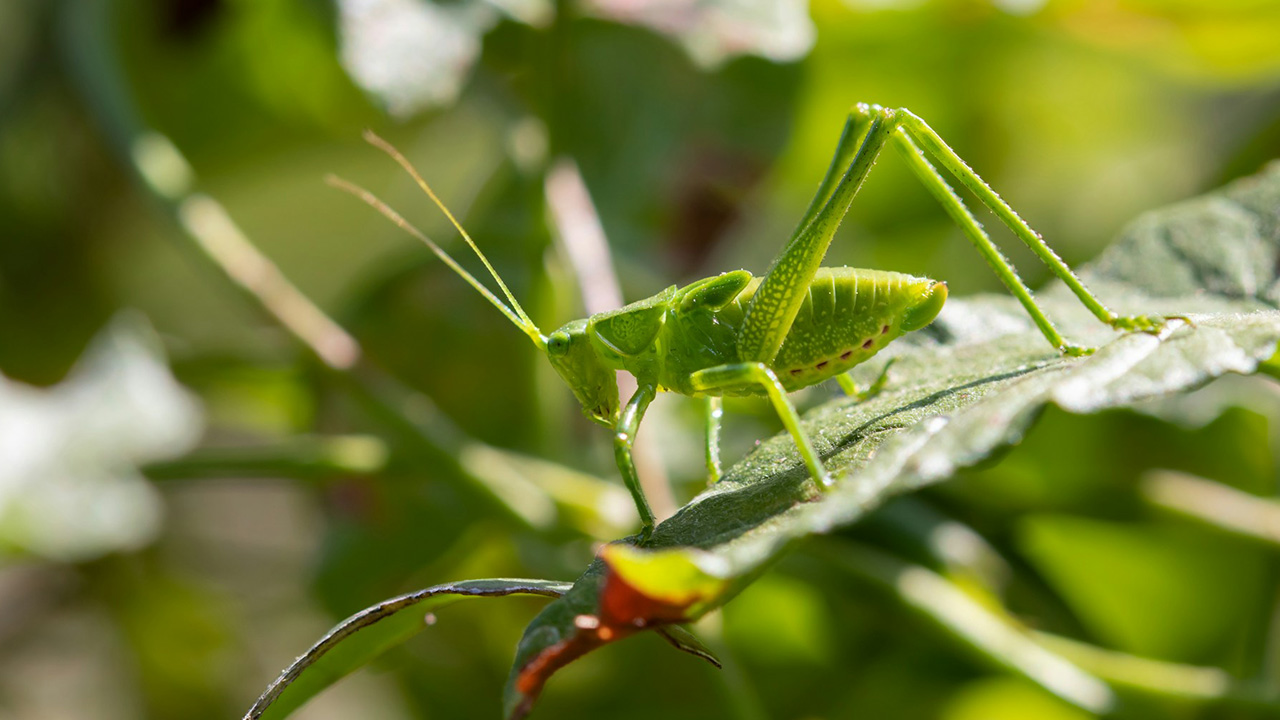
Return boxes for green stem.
[143,435,389,482]
[863,498,1011,593]
[817,538,1280,713]
[812,538,1116,714]
[1033,632,1280,711]
[59,0,359,371]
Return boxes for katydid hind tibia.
[331,103,1178,541]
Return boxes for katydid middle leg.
[690,363,832,489]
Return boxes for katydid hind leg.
[737,104,898,367]
[888,131,1088,355]
[897,111,1176,339]
[690,363,833,490]
[789,108,876,246]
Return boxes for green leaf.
[1017,515,1266,660]
[503,164,1280,719]
[941,677,1094,720]
[244,578,570,720]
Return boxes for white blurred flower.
[0,314,203,562]
[583,0,815,69]
[338,0,548,117]
[337,0,815,117]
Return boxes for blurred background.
[3,0,1280,718]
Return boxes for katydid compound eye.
[547,332,571,356]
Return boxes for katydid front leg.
[615,382,658,540]
[704,396,723,485]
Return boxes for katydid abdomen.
[658,268,946,395]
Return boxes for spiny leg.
[616,383,659,540]
[745,103,1176,367]
[691,363,833,490]
[888,132,1088,355]
[895,110,1174,338]
[790,110,874,245]
[737,103,896,366]
[704,396,723,485]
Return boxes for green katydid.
[331,103,1176,541]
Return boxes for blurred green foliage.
[1,0,1280,718]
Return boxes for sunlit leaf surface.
[337,0,507,116]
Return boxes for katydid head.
[545,319,620,426]
[900,280,948,332]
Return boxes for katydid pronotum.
[332,103,1177,541]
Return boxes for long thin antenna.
[326,174,547,349]
[362,130,540,335]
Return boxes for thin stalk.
[1142,470,1280,548]
[817,538,1280,714]
[142,435,389,482]
[1033,632,1280,711]
[812,538,1116,714]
